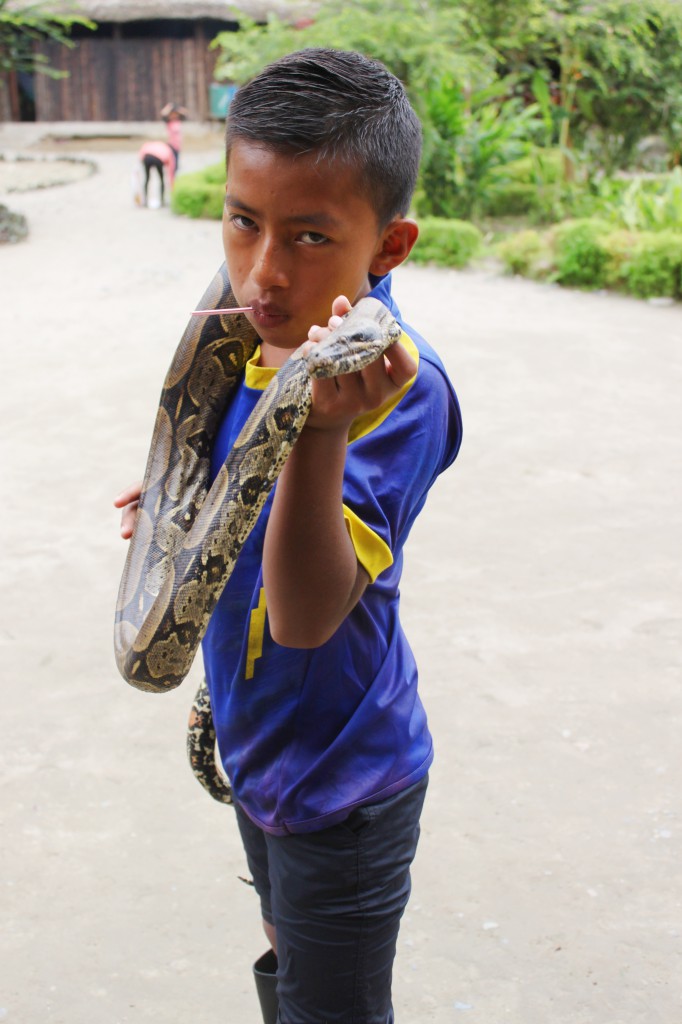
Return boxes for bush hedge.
[627,230,682,298]
[497,218,682,298]
[171,162,225,219]
[551,218,613,288]
[409,217,482,268]
[495,229,549,277]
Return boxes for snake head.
[306,297,402,380]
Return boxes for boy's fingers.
[114,480,142,541]
[114,480,143,508]
[307,300,348,344]
[331,294,351,318]
[119,502,139,540]
[383,341,418,388]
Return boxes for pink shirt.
[138,141,176,187]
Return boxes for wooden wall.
[25,19,236,122]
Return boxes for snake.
[114,262,402,804]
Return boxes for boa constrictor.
[114,262,402,804]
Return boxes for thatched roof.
[9,0,307,22]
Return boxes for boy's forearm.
[262,424,368,649]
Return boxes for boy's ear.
[369,218,419,277]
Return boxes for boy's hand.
[114,481,142,539]
[304,295,417,433]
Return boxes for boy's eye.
[229,213,256,230]
[299,231,328,246]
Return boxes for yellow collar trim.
[244,347,277,390]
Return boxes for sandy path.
[1,127,680,1024]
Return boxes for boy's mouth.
[249,302,289,329]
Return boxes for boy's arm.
[262,299,417,649]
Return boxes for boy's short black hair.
[226,48,422,227]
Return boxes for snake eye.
[388,320,402,342]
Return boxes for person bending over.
[137,140,176,207]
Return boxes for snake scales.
[114,262,402,803]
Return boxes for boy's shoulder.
[404,321,456,391]
[370,273,460,407]
[369,272,453,380]
[352,274,462,474]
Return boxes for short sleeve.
[342,338,462,576]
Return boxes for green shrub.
[551,218,612,288]
[492,220,682,300]
[418,90,548,220]
[625,230,682,298]
[574,172,682,231]
[601,229,638,289]
[171,162,225,219]
[618,170,682,233]
[202,162,227,186]
[496,229,548,277]
[481,182,538,217]
[410,217,482,268]
[501,148,563,185]
[476,149,565,219]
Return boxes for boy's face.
[223,140,389,358]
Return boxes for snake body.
[114,262,401,801]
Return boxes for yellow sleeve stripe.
[245,587,267,680]
[343,504,393,583]
[348,330,419,444]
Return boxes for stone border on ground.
[0,153,97,195]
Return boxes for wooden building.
[2,0,292,122]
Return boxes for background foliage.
[0,0,93,78]
[214,0,682,219]
[202,0,682,295]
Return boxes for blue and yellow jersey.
[202,274,462,834]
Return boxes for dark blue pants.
[235,775,428,1024]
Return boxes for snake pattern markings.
[114,262,402,803]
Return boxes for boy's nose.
[252,240,289,290]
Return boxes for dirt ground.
[1,123,681,1024]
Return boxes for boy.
[117,48,462,1024]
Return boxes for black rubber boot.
[253,949,279,1024]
